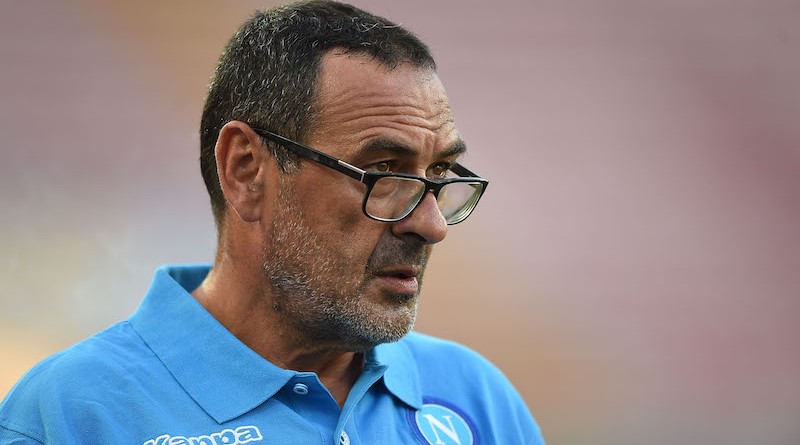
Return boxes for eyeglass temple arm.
[252,128,366,182]
[254,128,487,184]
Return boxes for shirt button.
[339,431,350,445]
[292,383,309,395]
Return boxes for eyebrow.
[357,137,467,160]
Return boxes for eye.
[428,163,452,179]
[367,161,393,173]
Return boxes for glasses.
[252,128,488,225]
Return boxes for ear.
[215,121,271,223]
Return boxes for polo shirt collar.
[371,336,423,410]
[130,264,423,422]
[130,264,296,424]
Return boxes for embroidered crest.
[411,399,477,445]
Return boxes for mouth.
[374,266,421,295]
[379,267,418,279]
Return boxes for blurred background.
[1,0,798,444]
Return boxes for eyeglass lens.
[364,176,484,224]
[437,181,484,224]
[365,177,426,221]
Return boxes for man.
[0,1,544,444]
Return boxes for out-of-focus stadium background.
[1,1,799,444]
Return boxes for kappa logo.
[142,425,263,445]
[413,401,476,445]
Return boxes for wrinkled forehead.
[309,51,458,149]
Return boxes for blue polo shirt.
[1,265,544,444]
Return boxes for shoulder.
[398,331,505,379]
[7,321,154,392]
[396,331,546,444]
[0,322,155,442]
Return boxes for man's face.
[262,52,462,352]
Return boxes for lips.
[374,266,421,295]
[376,266,419,280]
[365,236,428,296]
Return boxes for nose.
[390,191,448,244]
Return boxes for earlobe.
[215,121,268,223]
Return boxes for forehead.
[307,51,460,159]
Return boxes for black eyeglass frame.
[251,127,489,225]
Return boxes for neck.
[191,247,362,408]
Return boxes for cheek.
[294,170,385,267]
[332,210,386,267]
[338,202,363,228]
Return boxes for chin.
[342,310,417,351]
